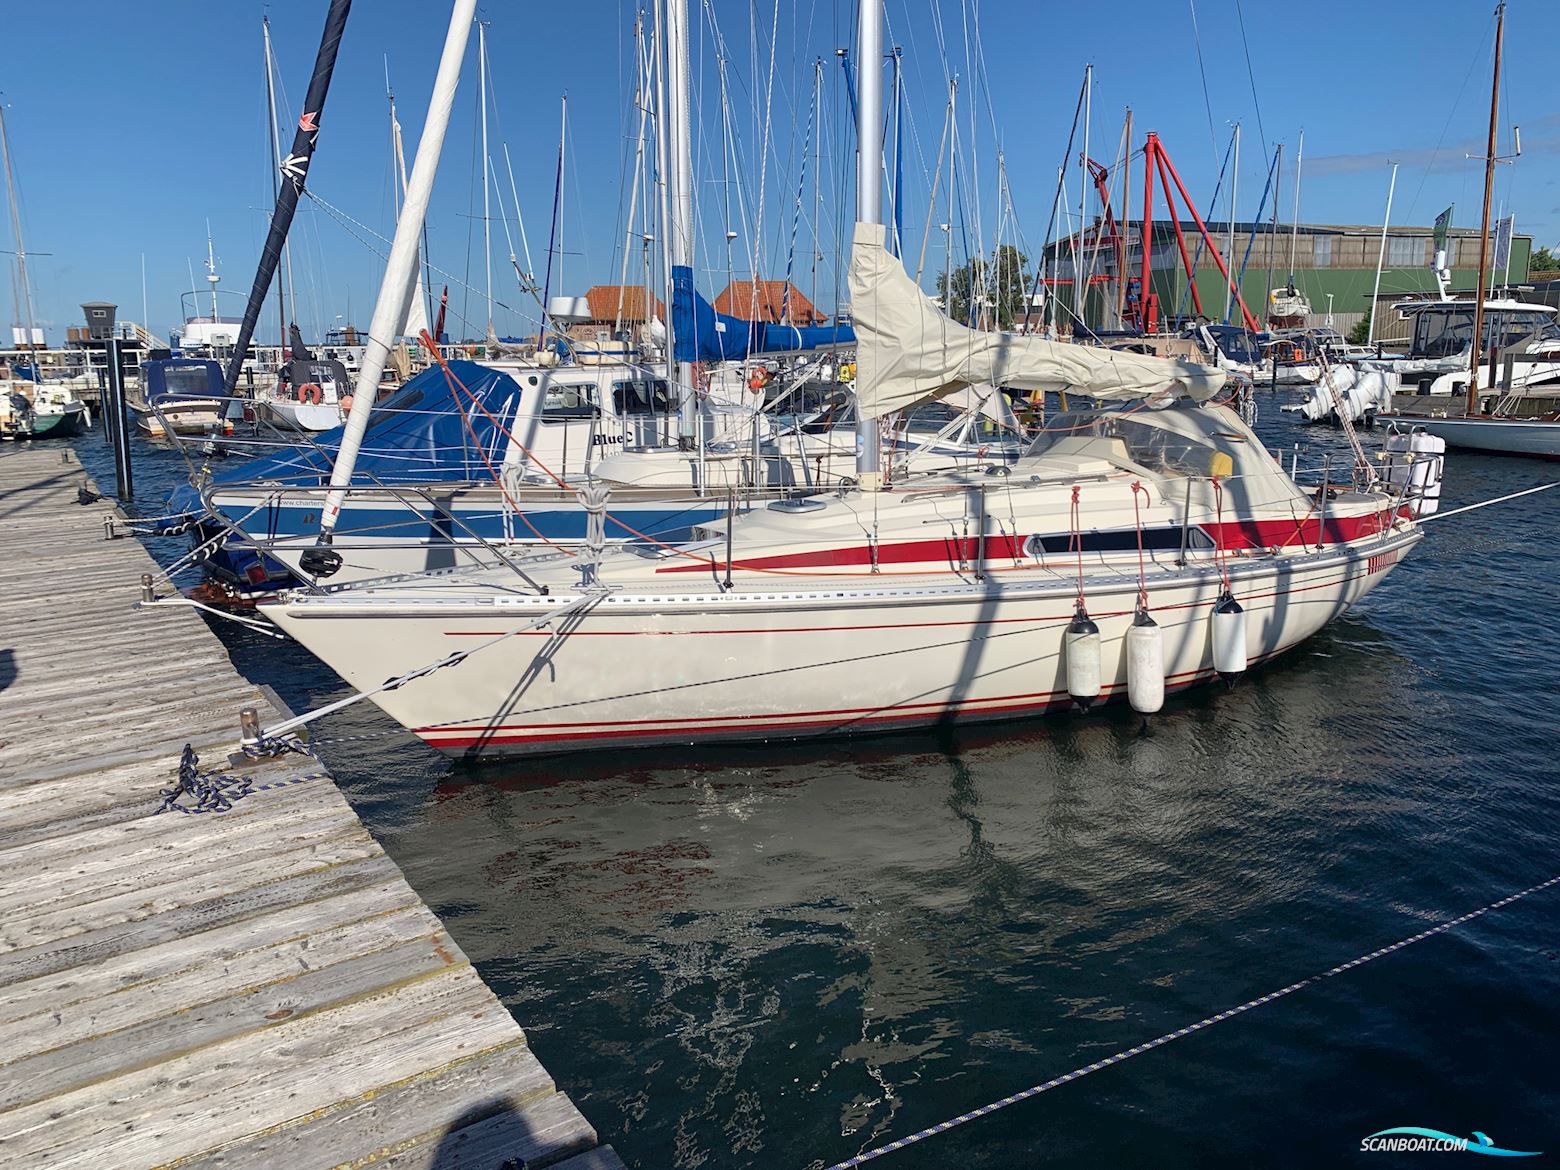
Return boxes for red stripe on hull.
[655,509,1397,573]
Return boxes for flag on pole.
[1492,216,1515,273]
[1432,206,1454,257]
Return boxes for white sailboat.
[255,0,1423,759]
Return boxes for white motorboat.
[260,223,1423,758]
[130,358,232,437]
[1360,299,1560,400]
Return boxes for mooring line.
[1417,480,1560,523]
[822,873,1560,1169]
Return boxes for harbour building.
[1044,221,1534,339]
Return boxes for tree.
[1531,245,1559,273]
[1347,315,1371,345]
[935,245,1032,329]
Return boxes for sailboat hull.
[264,527,1421,758]
[1408,415,1560,459]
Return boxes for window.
[1312,235,1334,267]
[1024,527,1213,557]
[612,378,671,415]
[1387,236,1424,267]
[541,381,599,419]
[161,365,218,397]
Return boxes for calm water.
[75,403,1560,1168]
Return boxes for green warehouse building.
[1044,220,1533,344]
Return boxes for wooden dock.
[0,445,623,1170]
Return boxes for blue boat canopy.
[670,265,853,364]
[167,360,523,516]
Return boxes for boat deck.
[0,444,623,1169]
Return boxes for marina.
[2,0,1559,1165]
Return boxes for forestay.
[848,222,1226,420]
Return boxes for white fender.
[1126,610,1165,715]
[1212,592,1248,680]
[1064,606,1102,709]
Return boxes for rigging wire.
[1232,0,1268,157]
[1186,0,1219,161]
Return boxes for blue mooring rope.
[157,741,322,815]
[823,872,1560,1168]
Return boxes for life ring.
[297,382,323,405]
[339,394,354,413]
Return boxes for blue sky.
[0,0,1551,345]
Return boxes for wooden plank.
[173,1041,563,1170]
[0,851,406,984]
[0,901,435,1066]
[1,828,383,954]
[0,789,358,918]
[0,965,526,1168]
[0,879,417,1026]
[0,932,469,1111]
[370,1091,600,1170]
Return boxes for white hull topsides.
[268,531,1418,757]
[262,401,1424,758]
[1407,414,1560,458]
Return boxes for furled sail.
[222,0,352,395]
[848,222,1224,420]
[670,265,853,364]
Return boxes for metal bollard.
[140,573,154,603]
[103,515,117,541]
[240,707,261,743]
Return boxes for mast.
[1467,1,1504,418]
[1287,128,1303,280]
[718,52,735,295]
[1367,162,1398,346]
[538,97,566,355]
[319,0,477,540]
[388,78,431,340]
[812,57,823,313]
[1075,63,1091,324]
[891,46,904,257]
[222,0,351,394]
[0,103,39,353]
[1263,143,1282,320]
[1224,121,1239,323]
[262,17,288,349]
[205,227,220,322]
[616,11,650,333]
[855,0,884,488]
[663,0,697,448]
[1116,107,1132,329]
[478,20,493,335]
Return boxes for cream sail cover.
[849,222,1226,419]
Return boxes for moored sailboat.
[255,0,1423,758]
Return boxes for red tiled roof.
[581,285,663,323]
[713,281,824,325]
